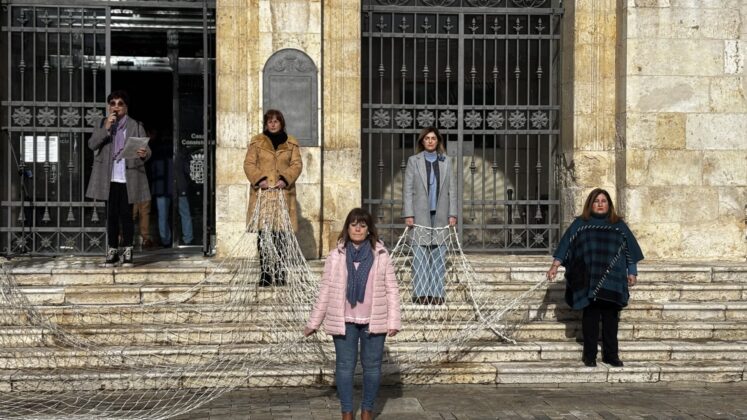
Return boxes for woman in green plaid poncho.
[546,188,644,368]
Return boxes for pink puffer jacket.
[306,241,402,336]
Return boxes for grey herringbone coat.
[402,152,458,245]
[85,116,152,204]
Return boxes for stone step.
[3,320,747,348]
[0,360,744,391]
[12,282,747,306]
[4,300,747,327]
[7,260,747,287]
[2,341,746,370]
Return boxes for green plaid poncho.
[553,215,644,310]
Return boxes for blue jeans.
[333,323,386,413]
[412,245,446,298]
[155,195,194,245]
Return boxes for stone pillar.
[621,1,747,259]
[215,0,260,256]
[320,0,362,255]
[560,0,620,224]
[215,0,323,258]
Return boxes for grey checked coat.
[85,116,152,204]
[402,152,458,245]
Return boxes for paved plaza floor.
[174,382,747,419]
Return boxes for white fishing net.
[0,189,547,419]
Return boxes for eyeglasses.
[108,100,126,107]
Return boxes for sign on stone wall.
[263,49,318,147]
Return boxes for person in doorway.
[304,208,401,420]
[402,126,457,305]
[243,109,303,286]
[86,90,151,267]
[546,188,644,367]
[132,198,155,249]
[132,128,156,250]
[149,129,194,247]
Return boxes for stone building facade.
[215,0,747,261]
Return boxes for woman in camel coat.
[243,109,303,285]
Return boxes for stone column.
[320,0,362,254]
[215,0,260,256]
[215,0,323,258]
[559,0,620,224]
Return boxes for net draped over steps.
[0,189,547,419]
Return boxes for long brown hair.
[416,126,446,154]
[581,188,621,223]
[338,208,379,248]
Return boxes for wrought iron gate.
[362,0,562,252]
[1,0,216,256]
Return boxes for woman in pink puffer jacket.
[304,208,401,420]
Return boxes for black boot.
[121,246,134,268]
[104,248,119,267]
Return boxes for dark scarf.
[423,152,440,212]
[263,130,288,150]
[345,240,374,306]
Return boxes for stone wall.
[215,0,324,258]
[215,1,746,261]
[620,0,747,260]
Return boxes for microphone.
[109,110,119,138]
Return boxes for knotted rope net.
[0,189,547,419]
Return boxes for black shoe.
[104,248,119,267]
[121,246,134,267]
[582,357,597,367]
[602,357,624,367]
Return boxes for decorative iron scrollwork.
[438,110,456,128]
[395,110,413,128]
[372,109,391,128]
[486,110,504,129]
[422,0,457,6]
[464,110,482,129]
[466,0,503,7]
[12,107,32,126]
[511,0,547,7]
[85,108,103,126]
[530,111,548,129]
[417,110,435,127]
[61,108,81,127]
[37,107,56,127]
[376,0,409,5]
[508,110,526,129]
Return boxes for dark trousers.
[258,231,286,286]
[107,182,134,248]
[582,300,621,360]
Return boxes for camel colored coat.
[243,133,303,230]
[306,242,402,336]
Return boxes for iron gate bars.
[362,0,562,252]
[1,1,216,255]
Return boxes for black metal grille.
[1,1,215,255]
[362,0,562,252]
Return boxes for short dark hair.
[263,109,286,132]
[107,90,130,107]
[581,188,621,223]
[416,126,446,154]
[338,207,379,249]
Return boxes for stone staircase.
[1,256,746,390]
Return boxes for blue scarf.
[345,240,374,306]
